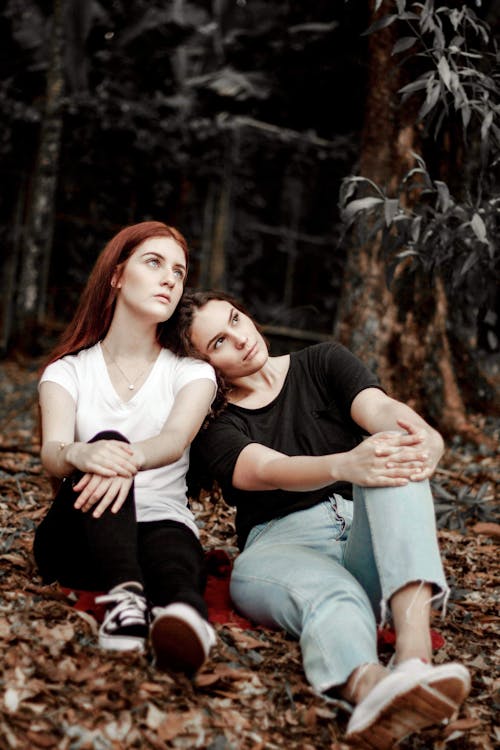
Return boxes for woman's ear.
[111,267,122,289]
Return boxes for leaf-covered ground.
[0,357,498,750]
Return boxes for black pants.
[33,431,208,618]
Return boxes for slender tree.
[15,0,65,348]
[337,0,498,439]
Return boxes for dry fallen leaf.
[471,522,500,539]
[0,359,498,750]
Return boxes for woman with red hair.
[33,222,217,675]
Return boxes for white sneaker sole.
[409,662,471,706]
[150,604,215,675]
[346,681,458,749]
[98,633,146,652]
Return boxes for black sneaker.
[95,582,148,652]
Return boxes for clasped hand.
[348,419,442,487]
[70,439,143,518]
[71,439,140,478]
[73,473,133,518]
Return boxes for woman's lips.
[243,343,257,361]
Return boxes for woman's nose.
[162,268,176,287]
[234,333,248,348]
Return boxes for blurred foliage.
[368,0,500,153]
[0,0,368,346]
[0,0,498,364]
[340,0,499,353]
[433,480,498,532]
[339,153,499,347]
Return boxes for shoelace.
[96,589,148,630]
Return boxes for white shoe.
[345,660,467,749]
[393,658,470,706]
[150,602,216,675]
[95,582,148,652]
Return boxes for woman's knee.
[354,479,432,506]
[89,430,129,443]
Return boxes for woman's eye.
[147,258,160,268]
[231,313,239,325]
[214,337,225,350]
[173,269,185,280]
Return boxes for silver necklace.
[102,342,156,391]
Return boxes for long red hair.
[45,221,189,366]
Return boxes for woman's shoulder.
[41,344,100,377]
[292,341,344,367]
[39,344,101,398]
[159,348,214,373]
[157,349,216,393]
[194,408,248,454]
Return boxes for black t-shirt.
[191,342,382,549]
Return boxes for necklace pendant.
[128,384,135,390]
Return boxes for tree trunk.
[336,1,479,439]
[15,0,64,351]
[0,178,26,355]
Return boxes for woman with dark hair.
[34,223,217,675]
[171,289,470,748]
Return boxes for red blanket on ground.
[60,548,445,650]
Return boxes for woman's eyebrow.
[142,251,186,272]
[142,251,164,261]
[205,307,234,351]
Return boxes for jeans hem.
[379,579,451,628]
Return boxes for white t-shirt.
[39,343,216,535]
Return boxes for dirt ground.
[0,357,498,750]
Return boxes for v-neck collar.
[98,342,162,406]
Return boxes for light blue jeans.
[230,480,449,694]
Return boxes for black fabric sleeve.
[189,343,383,507]
[310,343,384,422]
[190,416,255,494]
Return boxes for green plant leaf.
[437,56,452,91]
[384,198,400,226]
[392,36,418,55]
[449,8,464,32]
[460,250,478,276]
[362,15,398,37]
[411,216,422,243]
[434,181,452,212]
[461,103,472,129]
[399,74,433,97]
[470,212,488,244]
[396,249,419,259]
[342,197,384,223]
[418,83,442,119]
[481,110,493,142]
[341,176,386,196]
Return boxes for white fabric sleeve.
[172,357,217,401]
[38,358,78,402]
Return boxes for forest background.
[0,1,499,749]
[1,0,499,434]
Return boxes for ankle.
[394,636,432,666]
[341,663,388,704]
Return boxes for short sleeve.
[173,357,217,401]
[39,358,78,402]
[192,415,254,490]
[313,343,383,418]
